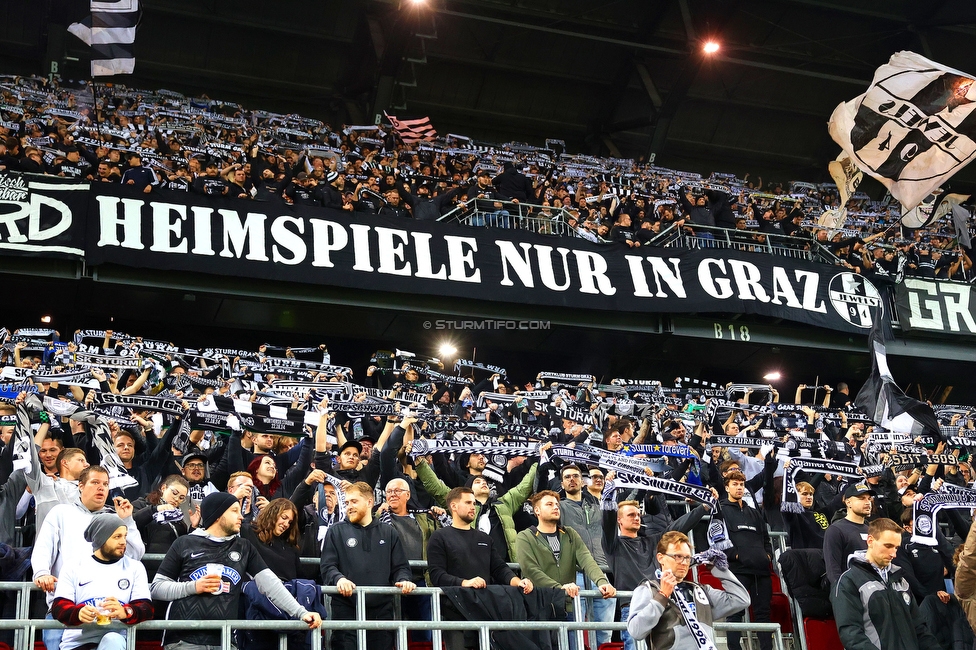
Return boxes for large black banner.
[0,171,87,258]
[83,184,883,334]
[895,278,976,336]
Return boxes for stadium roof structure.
[5,0,976,183]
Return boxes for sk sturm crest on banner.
[828,51,976,210]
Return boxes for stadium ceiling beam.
[134,60,339,97]
[433,8,869,85]
[772,0,976,35]
[586,3,673,156]
[606,91,826,133]
[423,51,617,86]
[444,0,643,34]
[406,100,588,132]
[665,137,821,165]
[138,3,355,43]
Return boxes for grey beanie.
[84,514,127,550]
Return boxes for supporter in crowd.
[515,489,615,647]
[320,482,414,650]
[721,469,773,650]
[603,483,712,650]
[51,514,153,650]
[893,509,955,605]
[32,466,145,650]
[558,463,614,644]
[427,486,532,650]
[831,517,938,650]
[151,492,322,648]
[627,531,750,650]
[132,474,198,554]
[824,482,874,585]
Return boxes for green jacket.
[415,459,538,563]
[515,525,608,611]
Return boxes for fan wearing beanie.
[50,514,154,650]
[150,492,321,647]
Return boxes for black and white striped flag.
[67,0,140,77]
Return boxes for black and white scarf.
[96,393,186,416]
[454,359,507,377]
[73,352,142,368]
[551,444,662,479]
[602,475,731,551]
[911,483,976,546]
[669,577,720,650]
[315,474,347,548]
[408,438,539,458]
[537,372,595,384]
[782,458,862,514]
[885,453,957,471]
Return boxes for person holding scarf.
[628,531,750,650]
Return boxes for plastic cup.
[205,563,224,594]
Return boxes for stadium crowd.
[0,74,972,282]
[0,326,974,650]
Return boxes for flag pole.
[812,375,819,406]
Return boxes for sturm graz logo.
[828,272,882,328]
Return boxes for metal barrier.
[438,199,588,238]
[0,581,785,650]
[647,223,835,263]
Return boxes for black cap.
[338,440,362,455]
[843,482,876,499]
[180,451,208,466]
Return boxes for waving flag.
[854,325,940,438]
[68,0,140,76]
[828,51,976,210]
[384,111,436,144]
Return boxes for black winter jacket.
[832,553,939,650]
[720,498,772,575]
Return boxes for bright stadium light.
[438,343,457,358]
[703,41,720,54]
[763,371,781,381]
[40,315,52,324]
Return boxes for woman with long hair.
[133,474,199,553]
[242,497,301,580]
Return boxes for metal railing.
[647,223,840,264]
[0,581,786,650]
[439,198,589,238]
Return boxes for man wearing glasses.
[603,480,718,650]
[559,465,614,645]
[179,451,220,503]
[627,531,750,650]
[382,478,440,641]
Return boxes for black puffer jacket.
[720,498,771,575]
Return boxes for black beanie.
[200,492,238,529]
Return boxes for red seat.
[696,565,724,590]
[598,644,624,650]
[769,593,794,634]
[803,617,843,650]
